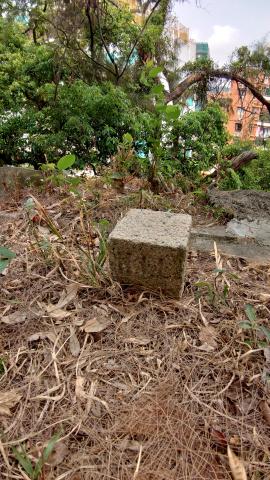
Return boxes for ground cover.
[0,180,270,479]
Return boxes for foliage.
[0,72,139,167]
[0,246,16,273]
[239,304,270,347]
[171,103,228,177]
[218,140,270,191]
[13,432,61,480]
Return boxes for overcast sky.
[174,0,270,65]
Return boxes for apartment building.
[211,78,270,143]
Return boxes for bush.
[0,81,139,168]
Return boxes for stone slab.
[0,166,43,194]
[191,225,270,264]
[108,209,192,298]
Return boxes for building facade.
[210,78,270,143]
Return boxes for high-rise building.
[196,43,209,60]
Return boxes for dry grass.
[0,181,270,480]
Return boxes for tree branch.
[167,70,270,114]
[118,0,162,79]
[85,0,95,56]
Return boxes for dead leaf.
[199,325,217,351]
[46,306,72,320]
[69,326,80,357]
[37,226,50,236]
[119,438,143,452]
[0,390,22,416]
[28,332,57,343]
[81,316,110,333]
[46,284,78,319]
[210,428,227,447]
[45,441,69,467]
[125,337,151,346]
[229,435,241,446]
[227,445,247,480]
[260,400,270,426]
[75,376,87,400]
[197,343,216,352]
[57,284,79,309]
[1,311,27,325]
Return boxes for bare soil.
[0,180,270,480]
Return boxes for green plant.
[12,432,60,480]
[0,246,16,273]
[0,357,5,376]
[108,133,138,192]
[41,154,79,188]
[239,304,270,347]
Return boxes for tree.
[170,103,228,176]
[166,45,270,115]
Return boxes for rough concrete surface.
[108,209,192,298]
[191,224,270,264]
[208,188,270,220]
[0,166,43,194]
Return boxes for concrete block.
[0,166,43,194]
[108,209,192,298]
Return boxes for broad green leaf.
[259,325,270,341]
[41,163,55,172]
[57,154,76,171]
[148,66,163,78]
[0,246,16,259]
[245,304,256,323]
[0,259,10,273]
[123,133,133,143]
[156,104,166,113]
[150,84,164,95]
[239,321,253,330]
[13,448,34,477]
[165,105,180,120]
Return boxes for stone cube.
[108,209,192,298]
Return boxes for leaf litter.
[1,184,270,479]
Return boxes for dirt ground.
[0,180,270,480]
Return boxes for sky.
[174,0,270,65]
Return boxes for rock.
[227,218,270,247]
[190,224,270,264]
[108,209,192,298]
[0,166,43,194]
[208,189,270,221]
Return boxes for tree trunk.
[231,150,258,170]
[202,150,259,178]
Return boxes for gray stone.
[190,225,270,264]
[0,166,43,194]
[208,188,270,221]
[108,209,192,298]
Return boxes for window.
[238,87,247,100]
[237,107,244,120]
[235,123,242,132]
